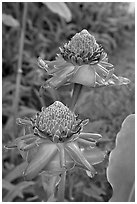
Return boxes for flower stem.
[57,143,66,202]
[70,83,83,111]
[40,85,60,102]
[13,2,28,138]
[68,172,74,201]
[57,171,66,202]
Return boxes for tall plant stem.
[57,143,66,202]
[70,83,83,111]
[13,2,28,137]
[57,171,66,202]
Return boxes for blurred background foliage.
[2,2,135,202]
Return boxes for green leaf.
[43,147,75,173]
[4,162,27,182]
[43,2,72,22]
[2,179,15,191]
[83,147,106,165]
[107,114,135,202]
[3,181,34,202]
[24,143,58,180]
[65,142,96,176]
[2,13,20,27]
[2,179,31,201]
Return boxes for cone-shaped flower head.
[60,29,103,65]
[5,101,106,181]
[38,29,130,89]
[32,101,86,143]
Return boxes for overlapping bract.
[60,29,103,65]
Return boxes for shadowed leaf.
[44,2,72,22]
[3,181,34,202]
[4,162,27,182]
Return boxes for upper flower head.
[60,29,103,66]
[5,101,106,181]
[38,29,130,89]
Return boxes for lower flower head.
[5,101,106,180]
[32,101,88,143]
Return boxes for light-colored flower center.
[67,29,98,56]
[60,29,103,65]
[34,101,80,141]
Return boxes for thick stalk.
[13,2,28,137]
[57,171,66,202]
[68,172,74,201]
[57,143,66,202]
[70,83,83,111]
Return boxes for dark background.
[2,2,135,202]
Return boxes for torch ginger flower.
[5,101,106,180]
[38,29,130,89]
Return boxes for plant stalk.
[70,83,83,111]
[57,171,66,202]
[13,2,28,137]
[68,172,74,201]
[57,143,66,202]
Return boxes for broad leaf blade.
[24,143,58,180]
[107,114,135,202]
